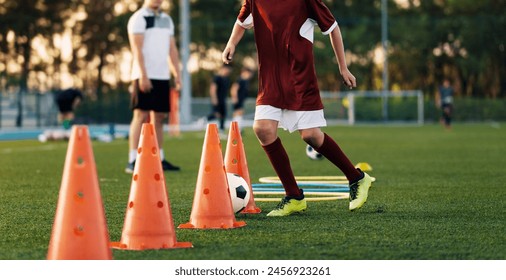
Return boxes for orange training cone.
[47,125,112,260]
[111,123,192,250]
[179,123,246,229]
[224,121,261,214]
[168,89,180,137]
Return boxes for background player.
[230,66,253,131]
[55,88,83,129]
[125,0,181,173]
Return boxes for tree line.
[1,0,504,104]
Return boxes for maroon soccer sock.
[315,133,362,182]
[262,138,302,198]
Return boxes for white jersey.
[127,7,175,80]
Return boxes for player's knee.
[301,134,317,147]
[253,123,276,144]
[153,113,167,124]
[300,129,323,148]
[132,111,149,124]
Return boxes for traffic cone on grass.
[111,123,192,250]
[47,125,112,260]
[178,124,246,229]
[168,89,181,137]
[224,121,261,214]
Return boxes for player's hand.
[222,44,235,64]
[174,76,181,91]
[139,76,152,93]
[341,69,356,89]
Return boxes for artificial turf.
[0,123,504,260]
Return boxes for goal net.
[187,90,424,129]
[320,90,424,125]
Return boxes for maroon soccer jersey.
[237,0,337,110]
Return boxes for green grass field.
[0,123,505,260]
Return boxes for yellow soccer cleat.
[267,193,307,217]
[349,170,373,211]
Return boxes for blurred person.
[436,78,454,130]
[230,66,254,131]
[207,64,233,133]
[38,88,83,142]
[125,0,181,174]
[55,88,83,130]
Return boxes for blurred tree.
[0,0,505,126]
[0,0,69,126]
[76,0,130,123]
[389,0,505,98]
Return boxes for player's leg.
[57,99,74,129]
[443,104,452,129]
[151,111,166,150]
[232,102,244,130]
[129,109,149,151]
[447,105,452,127]
[298,115,371,210]
[61,112,75,129]
[126,80,149,173]
[151,79,180,171]
[300,128,361,182]
[218,103,226,131]
[126,108,149,173]
[151,111,179,171]
[254,106,306,216]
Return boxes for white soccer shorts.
[254,105,327,133]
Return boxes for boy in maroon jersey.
[223,0,373,216]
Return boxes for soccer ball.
[306,144,323,160]
[226,173,250,213]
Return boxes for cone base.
[178,220,246,230]
[47,252,112,260]
[240,206,262,214]
[110,241,193,251]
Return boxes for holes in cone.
[77,156,84,165]
[154,173,160,181]
[74,225,84,236]
[137,147,142,154]
[133,174,138,181]
[157,201,164,208]
[204,165,211,173]
[232,158,238,165]
[232,139,238,145]
[152,147,157,155]
[75,191,84,201]
[129,201,134,208]
[203,188,210,195]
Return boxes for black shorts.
[56,99,73,113]
[233,99,245,110]
[442,103,452,114]
[130,79,170,112]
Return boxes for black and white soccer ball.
[226,173,251,213]
[306,144,323,160]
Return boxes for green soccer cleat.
[267,193,307,217]
[349,170,373,211]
